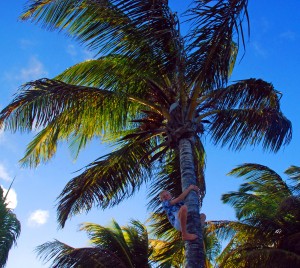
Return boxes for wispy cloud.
[17,56,48,81]
[66,44,78,57]
[280,30,296,41]
[0,163,12,182]
[66,44,94,61]
[3,56,48,84]
[251,41,268,58]
[28,209,50,227]
[1,186,17,209]
[19,39,36,50]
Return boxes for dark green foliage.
[215,164,300,268]
[0,187,21,267]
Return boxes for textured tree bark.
[179,138,205,268]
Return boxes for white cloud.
[2,56,48,86]
[1,186,17,209]
[28,209,49,227]
[0,164,12,182]
[18,56,48,82]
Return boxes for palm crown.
[214,164,300,267]
[36,219,154,267]
[0,1,292,266]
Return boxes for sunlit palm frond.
[81,221,134,267]
[148,210,184,267]
[56,139,154,228]
[186,0,249,88]
[0,79,137,132]
[0,79,147,166]
[151,235,184,268]
[55,55,172,99]
[82,219,153,267]
[208,106,292,152]
[203,224,222,268]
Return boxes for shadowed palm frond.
[56,139,154,228]
[36,240,127,267]
[186,0,249,89]
[200,79,281,111]
[284,165,300,193]
[208,107,292,152]
[21,0,182,73]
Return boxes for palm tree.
[0,186,21,267]
[36,219,154,267]
[214,164,300,268]
[0,1,292,266]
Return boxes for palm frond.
[122,220,152,266]
[285,165,300,194]
[199,79,281,112]
[0,79,149,166]
[81,221,134,267]
[219,164,300,268]
[208,107,292,152]
[55,55,171,99]
[36,240,125,267]
[186,0,249,88]
[223,164,292,219]
[21,0,182,74]
[56,139,153,228]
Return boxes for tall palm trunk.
[179,138,205,268]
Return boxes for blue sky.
[1,1,299,267]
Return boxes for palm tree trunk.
[179,138,205,268]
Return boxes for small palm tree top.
[214,164,300,268]
[36,219,154,267]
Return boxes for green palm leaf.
[56,139,154,227]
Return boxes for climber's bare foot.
[182,233,198,241]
